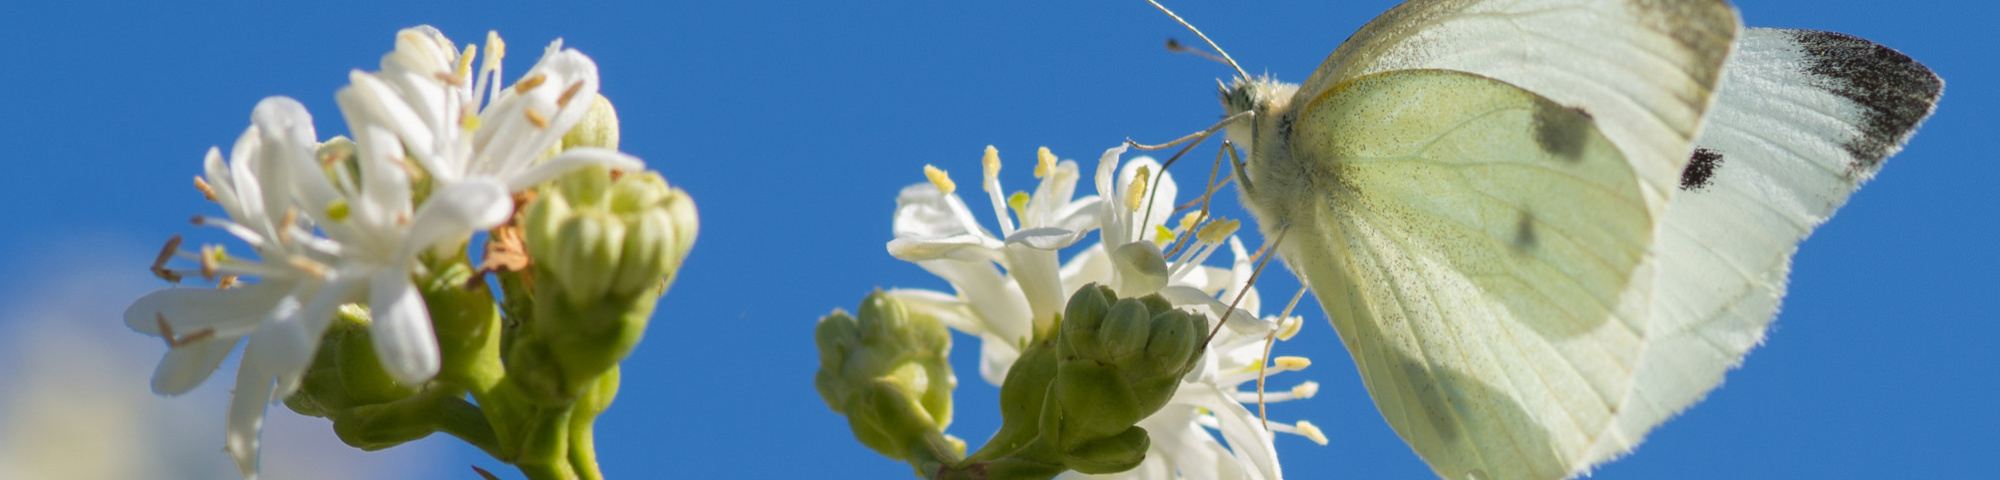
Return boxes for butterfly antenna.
[1146,0,1251,81]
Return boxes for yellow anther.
[1291,381,1319,399]
[557,81,584,108]
[525,107,550,129]
[278,209,298,244]
[1153,225,1175,247]
[1274,356,1311,369]
[1034,147,1055,178]
[1177,211,1205,233]
[1008,191,1031,221]
[1124,166,1150,211]
[217,275,239,290]
[514,73,548,95]
[923,165,956,194]
[485,31,506,66]
[1196,218,1240,244]
[326,199,351,221]
[453,44,477,86]
[981,146,1001,191]
[1296,421,1329,445]
[287,255,329,277]
[193,176,217,201]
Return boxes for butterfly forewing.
[1297,0,1740,215]
[1617,26,1941,460]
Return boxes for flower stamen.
[286,255,329,278]
[277,209,298,245]
[155,313,216,349]
[151,235,184,283]
[193,176,217,201]
[514,72,548,94]
[1034,146,1055,179]
[199,245,224,280]
[217,275,240,290]
[557,80,585,108]
[923,165,956,194]
[524,107,550,129]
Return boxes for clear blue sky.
[0,1,1990,479]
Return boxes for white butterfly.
[1192,1,1942,479]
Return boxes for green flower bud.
[814,291,956,462]
[562,94,621,151]
[524,165,698,305]
[1040,283,1207,474]
[284,305,418,417]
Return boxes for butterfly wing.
[1622,26,1940,460]
[1235,1,1743,479]
[1276,68,1662,480]
[1297,0,1740,215]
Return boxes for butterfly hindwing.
[1283,68,1656,480]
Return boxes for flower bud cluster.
[814,291,961,463]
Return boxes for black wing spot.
[1532,102,1593,162]
[1512,211,1537,251]
[1680,148,1724,191]
[1787,29,1943,177]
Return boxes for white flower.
[340,26,641,193]
[887,145,1323,480]
[887,146,1099,384]
[123,26,648,480]
[125,97,354,479]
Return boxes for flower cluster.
[124,26,669,479]
[885,145,1325,480]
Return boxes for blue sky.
[0,1,1991,479]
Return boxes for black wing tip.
[1780,29,1942,177]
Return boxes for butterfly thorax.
[1220,75,1311,238]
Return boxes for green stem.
[431,395,506,460]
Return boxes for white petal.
[1186,385,1280,480]
[1094,144,1127,199]
[1000,244,1065,331]
[1158,286,1270,335]
[349,72,441,166]
[347,123,415,229]
[886,289,985,336]
[1058,244,1115,299]
[893,183,993,240]
[1111,241,1171,297]
[505,147,644,191]
[225,350,276,480]
[887,234,998,262]
[1050,196,1104,233]
[151,336,238,395]
[368,268,439,386]
[475,49,600,177]
[124,283,289,338]
[397,177,512,260]
[977,333,1022,387]
[1003,227,1085,250]
[916,258,1031,347]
